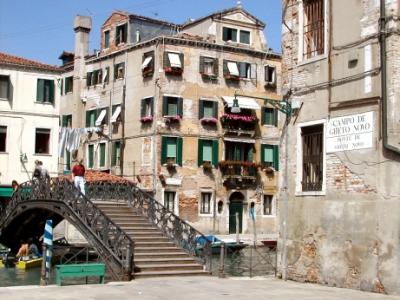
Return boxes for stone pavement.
[0,276,399,300]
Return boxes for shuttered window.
[37,79,54,103]
[198,139,219,167]
[111,141,121,166]
[161,136,183,166]
[239,30,250,44]
[86,110,97,127]
[88,144,94,168]
[141,97,154,118]
[261,144,279,171]
[262,107,278,126]
[163,96,183,117]
[64,76,73,93]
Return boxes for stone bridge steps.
[93,201,208,278]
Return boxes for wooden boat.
[16,257,43,269]
[196,235,247,255]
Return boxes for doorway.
[229,192,244,234]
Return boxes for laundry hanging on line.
[58,127,101,157]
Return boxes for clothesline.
[58,127,101,158]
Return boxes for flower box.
[142,68,154,78]
[201,73,218,80]
[164,115,182,123]
[221,113,258,123]
[140,116,153,123]
[200,117,218,125]
[164,67,183,75]
[224,74,240,81]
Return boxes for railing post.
[123,241,133,280]
[218,242,225,278]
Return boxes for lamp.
[231,96,241,113]
[20,153,28,163]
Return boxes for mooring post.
[235,212,240,244]
[218,242,225,278]
[40,243,47,286]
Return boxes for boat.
[196,235,247,255]
[261,240,277,248]
[15,257,43,269]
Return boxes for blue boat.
[196,235,246,255]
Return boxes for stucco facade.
[280,0,400,295]
[59,7,282,240]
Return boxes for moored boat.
[15,257,43,270]
[196,235,247,255]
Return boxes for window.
[164,191,175,212]
[302,124,323,191]
[200,192,212,214]
[239,30,250,44]
[163,96,183,117]
[261,144,279,170]
[198,139,218,167]
[161,136,183,166]
[225,141,254,162]
[262,107,278,126]
[199,100,218,119]
[99,143,106,167]
[86,70,102,86]
[303,0,325,59]
[88,144,94,168]
[114,63,125,80]
[265,65,276,87]
[0,126,6,152]
[35,128,50,154]
[64,76,73,93]
[86,110,97,127]
[61,114,72,127]
[95,108,108,126]
[263,195,274,216]
[223,60,256,79]
[111,141,121,166]
[110,105,121,123]
[142,51,154,77]
[163,52,184,74]
[199,57,218,77]
[0,75,10,100]
[222,27,237,42]
[104,30,110,48]
[141,97,154,119]
[115,23,127,45]
[36,79,54,103]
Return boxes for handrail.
[0,178,134,280]
[85,181,212,269]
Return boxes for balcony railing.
[220,114,258,137]
[219,160,258,180]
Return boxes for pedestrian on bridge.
[72,159,86,196]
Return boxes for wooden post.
[235,212,240,244]
[218,242,225,278]
[40,243,47,286]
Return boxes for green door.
[229,201,243,234]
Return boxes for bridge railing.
[85,181,212,271]
[0,179,134,280]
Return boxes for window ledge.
[0,151,9,154]
[198,213,213,217]
[34,153,52,156]
[295,190,326,197]
[262,125,278,128]
[65,92,73,95]
[35,101,54,105]
[298,54,327,67]
[262,215,276,218]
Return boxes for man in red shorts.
[72,159,86,195]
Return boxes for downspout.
[380,0,400,154]
[327,0,332,116]
[120,51,128,175]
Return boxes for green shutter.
[177,137,183,166]
[62,115,68,127]
[199,56,204,73]
[212,140,219,167]
[161,136,168,164]
[61,78,64,95]
[88,145,94,168]
[223,27,228,41]
[199,100,204,119]
[261,144,265,163]
[86,72,91,86]
[247,145,253,162]
[49,80,54,103]
[223,60,228,76]
[99,143,106,167]
[141,99,146,118]
[178,98,183,118]
[86,111,90,127]
[162,96,168,116]
[163,52,170,68]
[37,79,44,102]
[212,101,218,118]
[213,58,219,76]
[198,139,203,166]
[273,109,278,126]
[179,53,184,71]
[66,150,71,171]
[150,97,154,116]
[273,145,279,171]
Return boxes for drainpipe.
[380,0,400,154]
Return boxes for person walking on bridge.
[72,159,86,196]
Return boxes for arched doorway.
[229,192,244,234]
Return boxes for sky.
[0,0,282,66]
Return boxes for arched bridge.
[0,179,211,280]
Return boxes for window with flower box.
[161,136,183,166]
[199,99,218,125]
[199,56,218,80]
[142,51,154,78]
[261,144,279,171]
[163,51,184,75]
[141,97,154,123]
[163,96,183,121]
[223,60,256,80]
[198,139,218,167]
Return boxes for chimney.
[74,15,92,59]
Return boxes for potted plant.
[142,67,154,78]
[202,161,212,171]
[140,116,153,123]
[164,115,182,123]
[200,117,218,125]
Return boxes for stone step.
[135,263,204,272]
[134,241,175,247]
[134,270,209,278]
[115,221,153,227]
[133,236,170,242]
[106,217,149,222]
[129,231,163,237]
[123,227,160,231]
[134,252,188,259]
[134,257,197,265]
[135,246,181,253]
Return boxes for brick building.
[59,7,282,239]
[280,0,400,295]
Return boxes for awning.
[168,53,181,68]
[0,186,13,197]
[110,106,121,123]
[102,68,108,82]
[227,62,239,76]
[142,56,153,69]
[224,137,255,144]
[95,109,107,126]
[222,96,261,110]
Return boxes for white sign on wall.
[326,112,374,153]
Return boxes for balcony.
[219,161,258,187]
[220,113,258,137]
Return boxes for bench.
[55,263,105,286]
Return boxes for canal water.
[0,267,49,286]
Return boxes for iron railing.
[0,179,134,280]
[85,181,212,270]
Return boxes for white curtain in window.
[227,62,239,76]
[168,53,181,68]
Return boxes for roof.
[0,52,61,73]
[182,7,265,29]
[102,10,179,29]
[59,170,133,184]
